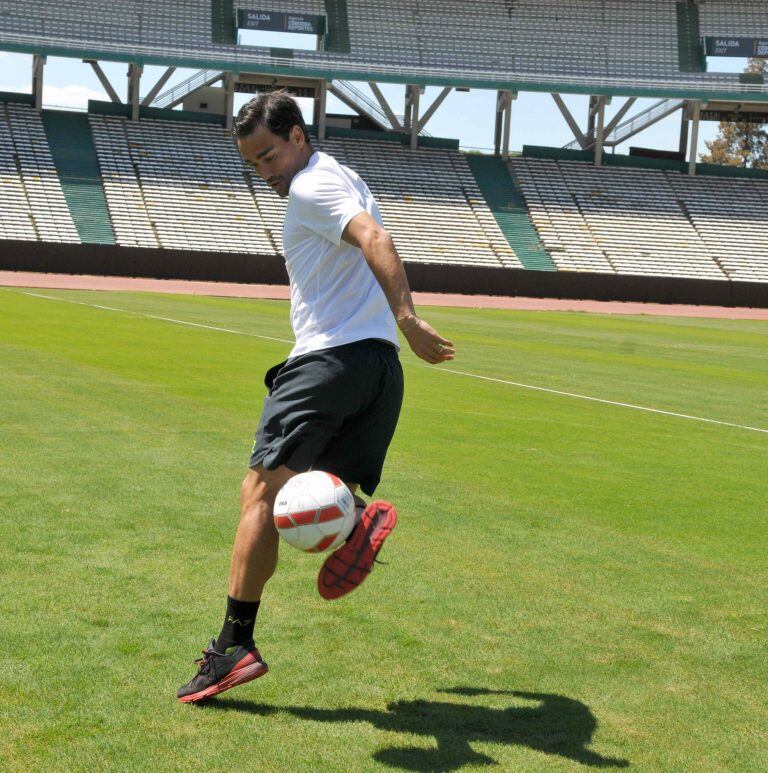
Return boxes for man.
[178,89,454,703]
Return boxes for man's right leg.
[177,464,295,703]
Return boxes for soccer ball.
[273,471,357,553]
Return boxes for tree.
[700,58,768,170]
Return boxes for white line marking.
[431,366,768,435]
[17,290,294,344]
[12,289,768,436]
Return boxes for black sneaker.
[177,638,268,703]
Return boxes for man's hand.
[398,314,455,364]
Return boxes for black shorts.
[249,338,404,496]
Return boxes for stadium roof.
[2,1,767,102]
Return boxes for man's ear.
[291,125,305,147]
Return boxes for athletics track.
[1,270,767,320]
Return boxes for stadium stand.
[85,111,519,267]
[89,115,160,249]
[310,136,521,268]
[511,156,768,283]
[4,96,768,283]
[668,174,768,283]
[91,110,278,252]
[511,157,616,275]
[93,116,275,254]
[1,1,766,96]
[2,0,768,296]
[0,101,79,243]
[699,1,768,37]
[555,160,725,281]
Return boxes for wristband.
[398,314,421,334]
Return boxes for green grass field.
[1,287,766,771]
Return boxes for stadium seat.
[87,113,520,267]
[511,155,768,282]
[0,101,79,243]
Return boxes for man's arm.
[342,211,455,365]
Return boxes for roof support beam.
[315,79,327,140]
[127,62,142,121]
[586,95,598,144]
[678,105,690,156]
[688,99,701,175]
[140,66,177,107]
[500,90,517,161]
[31,54,45,110]
[551,93,586,149]
[328,81,393,131]
[84,59,121,104]
[502,93,511,161]
[224,72,235,132]
[494,91,503,155]
[603,97,636,139]
[416,86,451,133]
[594,95,606,166]
[577,96,633,150]
[368,82,402,131]
[409,84,420,150]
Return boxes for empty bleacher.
[87,113,520,267]
[699,1,768,38]
[511,155,768,283]
[3,102,768,285]
[89,115,160,249]
[0,101,79,243]
[312,136,521,268]
[512,157,616,274]
[1,1,766,95]
[668,174,768,283]
[0,107,36,241]
[90,116,275,254]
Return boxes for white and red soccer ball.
[273,471,357,553]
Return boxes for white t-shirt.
[282,150,399,358]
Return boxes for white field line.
[13,290,768,436]
[17,290,294,345]
[431,366,768,435]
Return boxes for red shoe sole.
[318,500,397,600]
[178,654,268,703]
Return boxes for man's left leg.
[227,464,297,603]
[177,464,295,703]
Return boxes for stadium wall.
[2,241,766,309]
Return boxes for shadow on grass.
[197,685,629,770]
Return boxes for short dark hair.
[233,88,311,142]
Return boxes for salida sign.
[704,36,768,57]
[237,9,326,35]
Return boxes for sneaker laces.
[194,651,214,674]
[194,641,223,674]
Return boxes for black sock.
[215,596,260,651]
